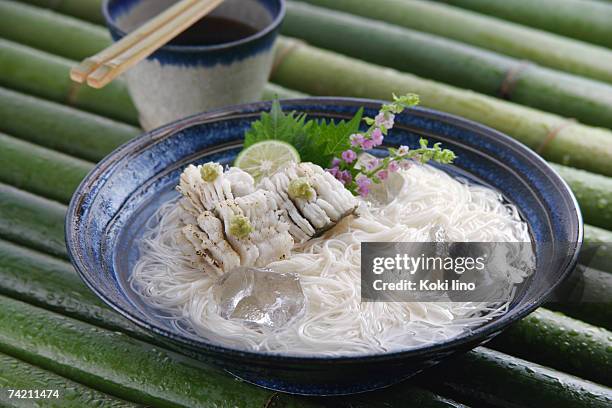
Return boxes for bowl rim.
[66,96,583,365]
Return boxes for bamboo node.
[537,119,576,154]
[271,39,307,78]
[498,60,532,100]
[66,81,83,106]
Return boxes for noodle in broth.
[131,164,530,356]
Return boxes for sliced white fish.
[181,224,224,276]
[176,161,355,272]
[177,163,244,212]
[178,199,199,223]
[260,162,357,235]
[177,165,208,213]
[235,190,293,265]
[225,167,255,197]
[258,177,313,242]
[215,200,260,266]
[196,211,241,272]
[297,163,358,219]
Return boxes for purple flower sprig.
[326,94,456,197]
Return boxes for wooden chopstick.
[71,0,224,89]
[87,0,224,89]
[70,0,199,83]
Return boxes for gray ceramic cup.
[103,0,285,130]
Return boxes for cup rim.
[102,0,286,53]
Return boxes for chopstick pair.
[71,0,224,89]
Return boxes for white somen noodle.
[130,164,531,356]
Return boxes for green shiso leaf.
[307,107,364,166]
[243,100,363,168]
[244,100,310,146]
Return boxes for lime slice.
[235,141,300,181]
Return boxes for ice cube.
[214,267,305,329]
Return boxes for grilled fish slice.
[258,177,314,243]
[181,224,224,276]
[177,163,255,213]
[296,162,358,220]
[177,161,355,272]
[235,190,293,265]
[196,211,241,272]
[259,162,358,240]
[281,165,331,230]
[225,166,255,197]
[214,199,260,267]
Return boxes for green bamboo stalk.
[0,352,141,408]
[0,9,304,124]
[420,347,612,408]
[271,38,612,177]
[283,2,612,130]
[0,39,139,125]
[488,308,612,387]
[0,183,66,259]
[2,285,606,408]
[550,163,612,230]
[0,132,93,204]
[548,265,612,330]
[0,295,279,408]
[262,83,308,100]
[0,294,468,408]
[298,0,612,84]
[0,87,138,162]
[0,0,110,60]
[434,0,612,48]
[583,225,612,273]
[17,0,105,25]
[0,239,155,344]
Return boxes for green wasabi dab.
[288,177,314,200]
[200,163,220,182]
[229,215,252,238]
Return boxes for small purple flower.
[377,170,389,181]
[350,133,365,147]
[331,158,341,167]
[375,112,395,129]
[341,149,357,164]
[388,161,400,173]
[397,145,410,156]
[371,128,384,146]
[326,166,339,177]
[356,174,372,197]
[362,139,375,150]
[365,158,380,171]
[339,170,352,185]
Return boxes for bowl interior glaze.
[66,98,582,395]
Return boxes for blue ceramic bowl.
[66,98,582,396]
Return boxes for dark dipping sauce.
[169,16,258,46]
